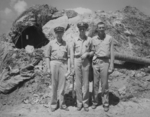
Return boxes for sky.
[0,0,150,35]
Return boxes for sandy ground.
[1,65,150,117]
[1,97,150,117]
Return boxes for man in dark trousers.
[45,26,71,112]
[91,22,114,112]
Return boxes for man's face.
[79,27,86,35]
[55,31,64,38]
[97,24,105,34]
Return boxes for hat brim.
[54,31,64,33]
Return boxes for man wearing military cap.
[71,22,93,112]
[45,26,72,112]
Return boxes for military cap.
[54,26,65,33]
[77,22,88,29]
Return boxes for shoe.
[103,103,109,112]
[103,106,109,112]
[77,106,82,111]
[84,107,89,112]
[51,107,56,112]
[60,105,69,111]
[91,105,97,109]
[61,107,69,111]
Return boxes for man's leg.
[75,59,82,109]
[50,61,59,109]
[99,60,109,111]
[82,59,90,111]
[92,59,100,108]
[89,57,93,82]
[58,61,69,111]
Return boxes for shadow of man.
[89,92,120,106]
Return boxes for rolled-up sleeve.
[45,42,51,58]
[90,37,95,52]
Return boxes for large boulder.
[72,7,93,15]
[42,15,69,39]
[65,10,78,18]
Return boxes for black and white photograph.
[0,0,150,117]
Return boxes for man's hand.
[93,55,97,61]
[92,55,97,65]
[70,67,75,76]
[65,70,70,76]
[108,66,114,74]
[47,68,51,75]
[81,53,88,60]
[65,70,71,80]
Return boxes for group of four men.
[45,21,114,112]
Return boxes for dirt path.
[1,98,150,117]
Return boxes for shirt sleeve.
[109,36,113,49]
[70,38,75,53]
[45,41,52,58]
[66,42,70,58]
[90,37,95,52]
[88,37,92,51]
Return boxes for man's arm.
[81,37,94,59]
[45,42,51,73]
[66,44,71,76]
[88,51,94,57]
[109,38,114,72]
[69,41,75,76]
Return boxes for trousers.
[92,58,109,105]
[75,58,90,107]
[50,60,67,108]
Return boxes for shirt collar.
[96,34,106,40]
[93,35,100,40]
[77,36,87,41]
[55,39,64,46]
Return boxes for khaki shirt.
[91,34,112,57]
[46,39,69,61]
[72,36,92,57]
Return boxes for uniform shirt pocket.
[93,41,101,51]
[84,42,90,51]
[58,46,67,59]
[51,46,58,52]
[75,45,81,53]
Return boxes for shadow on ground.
[89,92,120,106]
[64,91,120,107]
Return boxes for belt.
[93,56,108,62]
[74,55,91,59]
[74,55,81,58]
[97,56,109,59]
[51,59,67,62]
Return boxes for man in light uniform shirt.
[91,22,114,112]
[71,22,93,112]
[45,26,71,112]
